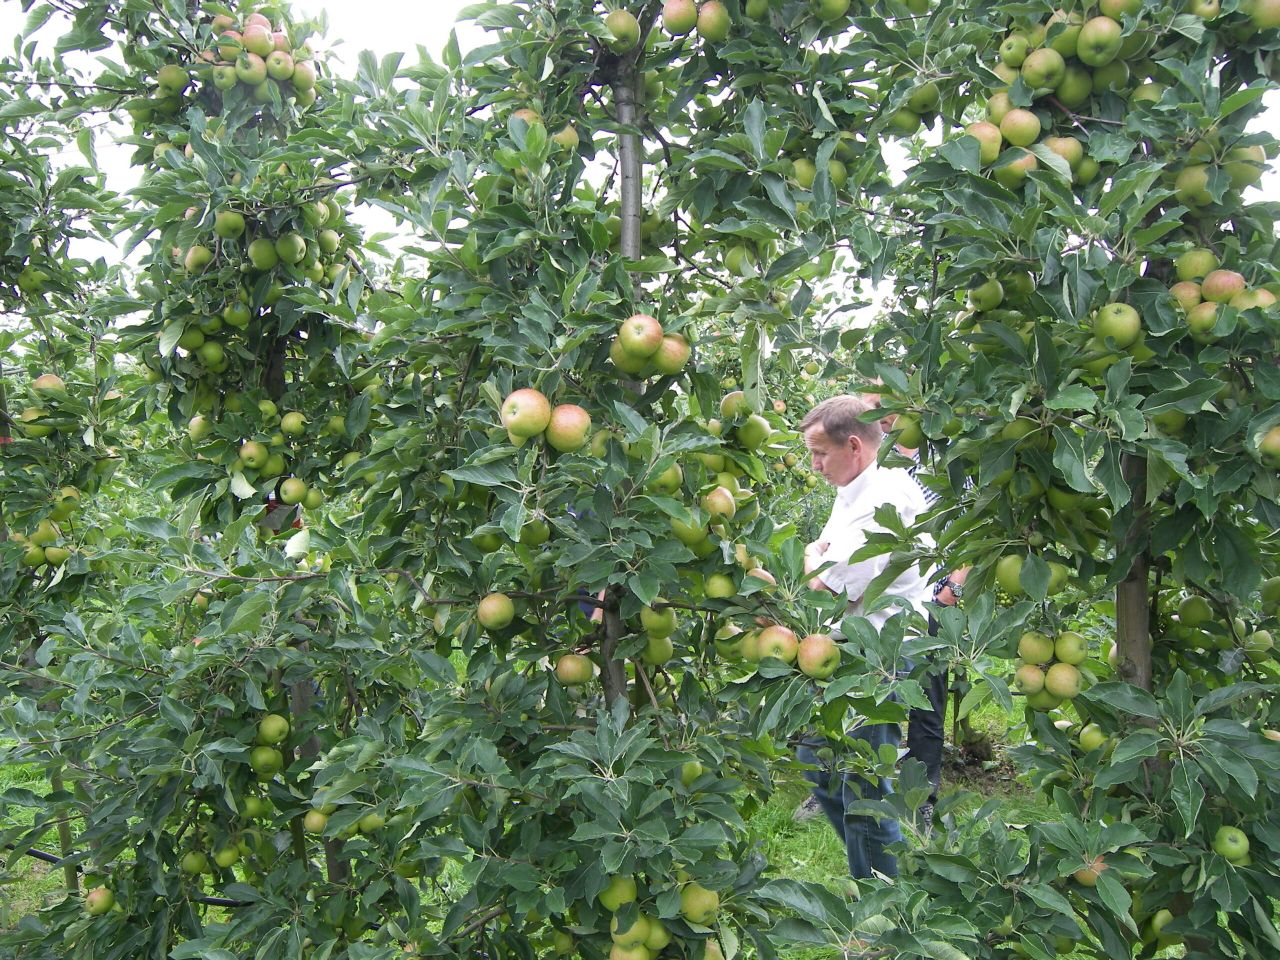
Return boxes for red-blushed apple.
[1201,269,1246,303]
[1170,281,1202,312]
[797,633,839,678]
[501,387,552,441]
[242,22,274,57]
[663,0,698,35]
[696,0,730,41]
[1073,855,1107,886]
[85,886,115,916]
[555,653,595,685]
[756,624,798,663]
[701,486,736,520]
[992,148,1038,188]
[651,333,691,375]
[1229,288,1278,311]
[546,403,591,452]
[235,52,268,85]
[477,592,515,630]
[618,313,664,358]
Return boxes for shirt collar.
[835,458,879,505]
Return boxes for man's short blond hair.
[799,395,883,445]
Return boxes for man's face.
[803,426,862,487]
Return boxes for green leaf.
[743,100,766,164]
[1079,682,1159,719]
[1171,761,1205,838]
[938,136,980,175]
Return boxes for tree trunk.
[0,377,10,541]
[601,598,630,712]
[612,65,643,261]
[1115,453,1152,692]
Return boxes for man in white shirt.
[796,394,934,879]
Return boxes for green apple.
[477,592,515,629]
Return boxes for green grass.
[0,759,66,928]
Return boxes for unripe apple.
[999,33,1030,67]
[1018,630,1055,663]
[599,874,637,910]
[604,9,641,51]
[679,882,720,924]
[992,148,1037,188]
[1093,302,1141,348]
[1175,247,1218,282]
[477,592,515,630]
[640,602,678,639]
[1014,663,1046,694]
[1054,630,1088,665]
[986,91,1013,124]
[1000,109,1041,148]
[1044,662,1082,698]
[279,477,308,505]
[964,121,1003,166]
[1020,47,1066,89]
[1174,165,1212,207]
[1077,16,1122,66]
[968,277,1004,311]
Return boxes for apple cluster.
[960,0,1276,194]
[200,11,319,110]
[716,623,843,679]
[1012,628,1088,711]
[499,387,594,452]
[1168,249,1280,373]
[609,313,692,379]
[660,0,732,44]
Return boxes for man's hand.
[804,540,832,592]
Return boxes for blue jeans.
[798,723,902,879]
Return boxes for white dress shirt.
[816,460,934,630]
